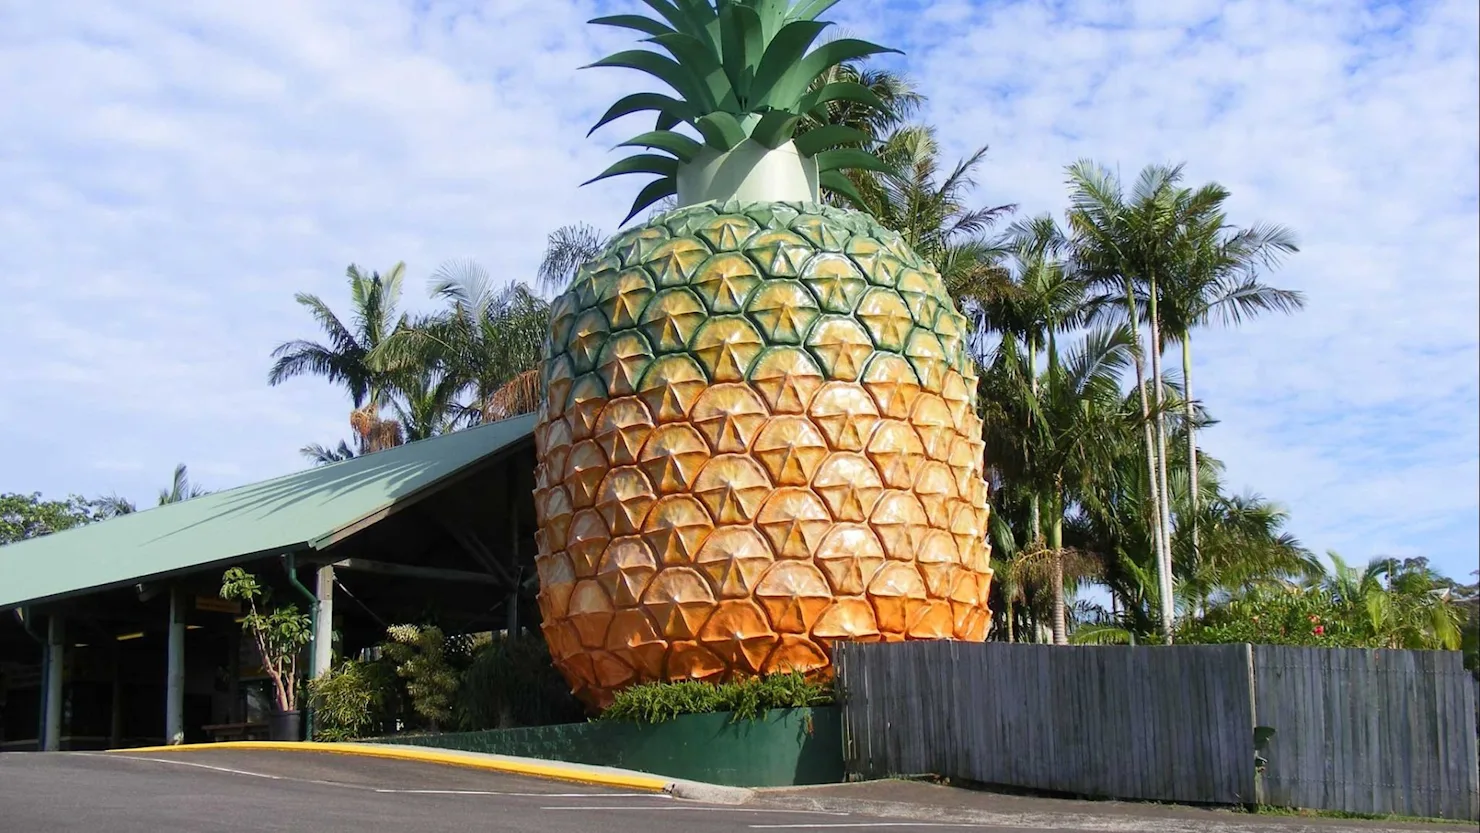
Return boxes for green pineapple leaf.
[617,130,706,163]
[819,170,867,210]
[747,20,832,108]
[765,37,902,110]
[589,92,698,137]
[625,177,680,224]
[583,0,902,213]
[589,14,676,38]
[583,153,682,187]
[797,80,891,120]
[751,109,802,148]
[586,49,718,112]
[793,124,870,156]
[815,148,892,174]
[695,111,748,150]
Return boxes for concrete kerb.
[105,741,757,800]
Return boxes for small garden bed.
[365,673,844,787]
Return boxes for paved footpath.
[752,780,1466,833]
[0,750,1462,833]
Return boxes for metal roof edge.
[0,544,311,614]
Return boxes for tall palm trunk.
[1146,277,1176,641]
[1182,337,1200,576]
[1124,282,1174,642]
[1049,490,1066,646]
[1027,338,1042,547]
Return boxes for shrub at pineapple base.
[533,201,994,707]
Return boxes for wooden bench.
[201,722,270,742]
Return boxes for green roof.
[0,414,537,611]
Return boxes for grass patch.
[1239,804,1473,825]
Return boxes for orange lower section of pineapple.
[532,368,993,709]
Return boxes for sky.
[1,0,1476,581]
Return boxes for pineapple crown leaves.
[582,0,901,221]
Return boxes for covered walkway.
[0,414,537,750]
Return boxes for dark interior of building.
[0,440,539,750]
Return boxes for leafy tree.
[220,567,313,713]
[0,493,107,544]
[1181,555,1468,651]
[382,624,461,731]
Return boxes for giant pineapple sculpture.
[533,0,992,708]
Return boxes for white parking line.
[82,754,283,780]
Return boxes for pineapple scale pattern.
[532,200,994,708]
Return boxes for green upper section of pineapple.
[542,201,976,406]
[583,0,900,220]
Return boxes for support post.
[313,565,334,679]
[110,645,123,749]
[166,588,185,745]
[227,623,241,724]
[42,615,64,752]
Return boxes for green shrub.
[309,659,399,741]
[601,672,833,725]
[455,633,585,730]
[382,624,462,730]
[1179,588,1374,648]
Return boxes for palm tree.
[981,215,1088,543]
[860,126,1017,308]
[391,370,462,441]
[1311,554,1465,650]
[94,463,210,516]
[1179,491,1316,612]
[372,260,551,426]
[300,441,356,466]
[1157,206,1302,568]
[537,224,609,295]
[983,324,1139,643]
[1067,161,1192,641]
[269,263,409,453]
[158,463,209,505]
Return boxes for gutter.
[283,552,319,740]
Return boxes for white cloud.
[0,0,1475,579]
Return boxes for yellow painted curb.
[106,741,671,792]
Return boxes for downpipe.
[284,552,319,741]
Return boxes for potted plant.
[220,567,313,741]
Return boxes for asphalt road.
[0,751,1030,833]
[0,752,1450,833]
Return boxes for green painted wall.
[367,706,843,788]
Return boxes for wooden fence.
[834,641,1479,820]
[1253,646,1478,820]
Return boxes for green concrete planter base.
[368,706,843,788]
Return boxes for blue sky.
[1,0,1476,581]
